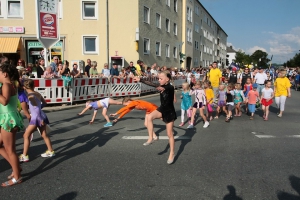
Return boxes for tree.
[250,50,270,68]
[235,50,252,66]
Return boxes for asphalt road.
[1,90,300,200]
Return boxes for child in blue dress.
[179,82,192,126]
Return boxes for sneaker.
[179,122,184,127]
[104,122,113,127]
[19,154,29,162]
[187,124,194,129]
[41,150,55,158]
[203,121,209,128]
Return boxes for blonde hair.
[91,61,97,67]
[203,80,212,89]
[122,96,133,104]
[182,82,190,91]
[195,81,202,87]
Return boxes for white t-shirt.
[195,73,200,80]
[262,88,273,99]
[255,73,268,84]
[150,69,158,75]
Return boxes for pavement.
[1,90,300,200]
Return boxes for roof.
[227,46,237,53]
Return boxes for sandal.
[2,177,22,187]
[225,117,230,122]
[7,167,22,180]
[153,136,159,141]
[214,116,219,119]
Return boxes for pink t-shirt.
[247,90,259,104]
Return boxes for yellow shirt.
[135,64,141,76]
[205,88,214,104]
[274,77,291,97]
[208,68,222,88]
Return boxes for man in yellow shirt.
[207,61,222,101]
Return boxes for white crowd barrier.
[32,76,186,104]
[33,79,72,104]
[110,77,141,97]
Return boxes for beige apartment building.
[0,0,226,71]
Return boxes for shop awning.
[0,37,20,53]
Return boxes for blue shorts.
[248,104,255,113]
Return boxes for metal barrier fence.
[32,76,186,104]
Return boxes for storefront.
[26,40,64,65]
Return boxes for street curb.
[41,93,161,113]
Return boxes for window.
[173,47,177,58]
[82,1,97,20]
[195,41,199,50]
[195,5,199,16]
[187,28,192,43]
[166,0,170,7]
[144,6,150,24]
[174,0,177,12]
[155,42,161,56]
[143,38,150,54]
[59,0,63,19]
[7,0,23,18]
[166,18,170,32]
[165,44,170,57]
[187,6,192,22]
[195,23,199,33]
[173,23,177,35]
[83,36,98,54]
[156,13,161,28]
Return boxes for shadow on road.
[157,125,196,164]
[21,127,121,181]
[277,175,300,200]
[56,191,78,200]
[223,185,243,200]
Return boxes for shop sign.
[28,41,63,48]
[0,26,25,34]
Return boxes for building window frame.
[173,46,177,58]
[166,0,170,7]
[174,0,177,12]
[173,23,177,35]
[3,0,24,19]
[82,35,99,55]
[165,44,170,58]
[81,0,98,20]
[155,41,161,56]
[194,40,199,50]
[195,22,199,33]
[143,6,150,24]
[166,18,170,33]
[143,38,150,55]
[156,13,161,29]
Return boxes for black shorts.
[193,102,203,109]
[157,107,177,123]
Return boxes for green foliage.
[284,53,300,67]
[234,49,271,68]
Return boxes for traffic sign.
[36,0,60,49]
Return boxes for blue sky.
[201,0,300,64]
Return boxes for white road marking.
[255,135,276,138]
[122,136,191,140]
[254,135,300,139]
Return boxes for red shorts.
[261,98,273,106]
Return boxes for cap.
[232,68,237,71]
[258,67,263,70]
[252,83,258,88]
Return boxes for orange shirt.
[116,100,158,119]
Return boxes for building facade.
[226,45,237,66]
[0,0,225,71]
[182,0,228,69]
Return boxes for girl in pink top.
[247,83,260,120]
